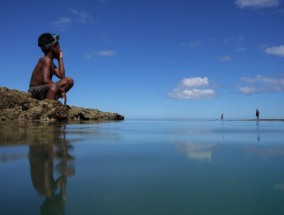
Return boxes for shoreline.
[243,119,284,122]
[124,118,284,122]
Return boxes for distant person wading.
[256,109,260,120]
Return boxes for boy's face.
[52,43,61,57]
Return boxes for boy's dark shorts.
[28,85,48,100]
[28,81,61,100]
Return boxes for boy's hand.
[59,50,63,60]
[55,50,63,61]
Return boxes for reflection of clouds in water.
[176,142,284,163]
[175,142,213,163]
[274,183,284,191]
[244,145,284,157]
[176,128,212,135]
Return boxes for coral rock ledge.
[0,87,124,122]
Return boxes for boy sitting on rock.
[28,33,74,105]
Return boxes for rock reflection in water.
[0,122,75,215]
[0,122,68,145]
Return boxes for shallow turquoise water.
[1,120,284,215]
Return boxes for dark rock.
[0,87,124,122]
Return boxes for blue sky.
[1,0,284,119]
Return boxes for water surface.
[1,120,284,215]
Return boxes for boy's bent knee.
[66,77,74,87]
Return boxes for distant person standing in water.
[28,33,74,105]
[221,113,224,121]
[256,109,260,120]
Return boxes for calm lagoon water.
[1,120,284,215]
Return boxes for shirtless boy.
[28,33,74,105]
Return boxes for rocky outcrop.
[0,87,124,122]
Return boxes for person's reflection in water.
[28,125,75,215]
[256,121,260,141]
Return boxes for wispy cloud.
[235,0,281,8]
[181,40,201,48]
[238,75,284,94]
[70,9,92,24]
[50,17,72,31]
[50,9,92,31]
[85,50,116,60]
[265,45,284,57]
[235,47,247,52]
[94,50,116,57]
[168,77,216,99]
[219,55,232,62]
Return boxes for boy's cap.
[38,33,60,50]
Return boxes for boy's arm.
[42,58,53,84]
[54,50,65,79]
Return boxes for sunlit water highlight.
[1,120,284,215]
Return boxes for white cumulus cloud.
[265,45,284,57]
[238,75,284,94]
[235,0,281,8]
[168,77,216,99]
[182,77,209,87]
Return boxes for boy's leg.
[56,77,74,93]
[45,83,61,100]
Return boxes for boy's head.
[38,33,60,54]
